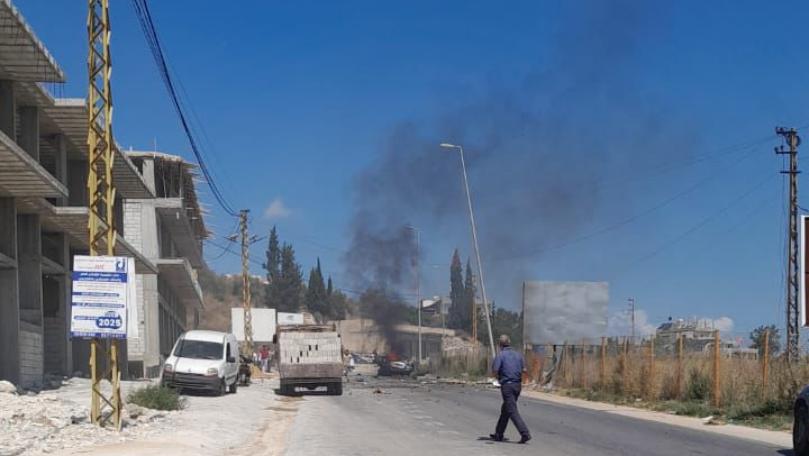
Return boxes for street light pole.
[440,143,496,359]
[405,225,422,364]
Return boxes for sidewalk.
[522,390,792,448]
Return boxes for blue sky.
[17,0,809,342]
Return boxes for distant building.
[655,318,756,358]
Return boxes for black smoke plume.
[344,1,694,312]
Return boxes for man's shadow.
[476,436,520,445]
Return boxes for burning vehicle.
[375,352,414,376]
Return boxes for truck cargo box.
[277,325,343,395]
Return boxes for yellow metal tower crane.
[87,0,122,429]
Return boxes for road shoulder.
[521,390,792,448]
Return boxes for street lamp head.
[440,143,459,149]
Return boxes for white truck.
[276,324,343,395]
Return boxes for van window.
[174,340,223,360]
[226,343,232,359]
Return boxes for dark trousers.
[495,382,530,438]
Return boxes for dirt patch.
[234,396,302,456]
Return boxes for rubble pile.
[0,378,176,456]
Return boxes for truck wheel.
[329,382,343,396]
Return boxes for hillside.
[197,269,267,332]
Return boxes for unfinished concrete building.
[0,3,206,387]
[124,152,206,378]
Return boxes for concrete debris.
[0,377,175,456]
[437,378,467,385]
[0,379,17,394]
[373,388,383,394]
[702,415,726,426]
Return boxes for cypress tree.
[448,249,467,330]
[263,226,282,308]
[278,243,303,312]
[464,258,476,334]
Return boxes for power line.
[130,0,238,217]
[611,173,775,277]
[490,144,763,263]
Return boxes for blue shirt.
[492,346,524,384]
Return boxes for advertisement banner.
[70,255,131,339]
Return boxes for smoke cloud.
[344,1,695,309]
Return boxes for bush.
[127,385,185,411]
[686,368,710,401]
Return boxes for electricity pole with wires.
[86,0,122,430]
[776,127,801,364]
[232,210,258,358]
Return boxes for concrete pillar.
[18,106,39,161]
[0,199,19,384]
[17,214,43,388]
[53,135,68,207]
[43,233,71,376]
[0,80,15,141]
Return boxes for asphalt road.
[283,378,792,456]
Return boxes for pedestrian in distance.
[490,334,531,444]
[259,344,270,373]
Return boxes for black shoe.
[519,435,531,444]
[489,434,504,442]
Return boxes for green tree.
[326,285,350,320]
[305,258,328,316]
[749,324,780,356]
[263,226,282,308]
[327,276,333,297]
[447,249,467,331]
[479,302,522,349]
[464,258,476,332]
[277,243,303,312]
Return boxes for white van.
[161,330,240,395]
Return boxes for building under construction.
[0,2,207,388]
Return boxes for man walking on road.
[490,334,531,444]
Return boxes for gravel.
[0,377,177,456]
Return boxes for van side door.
[225,340,237,379]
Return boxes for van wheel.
[217,379,227,396]
[229,379,238,394]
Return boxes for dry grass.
[543,343,804,429]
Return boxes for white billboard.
[522,281,608,345]
[277,312,304,325]
[70,256,136,339]
[231,308,276,342]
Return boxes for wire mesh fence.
[521,332,807,420]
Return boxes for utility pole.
[405,225,421,364]
[87,0,121,430]
[776,127,801,363]
[628,298,635,344]
[440,143,496,359]
[239,210,254,358]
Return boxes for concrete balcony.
[0,128,67,198]
[41,99,154,199]
[155,258,204,310]
[17,198,157,274]
[154,198,204,269]
[0,1,65,83]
